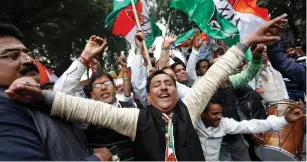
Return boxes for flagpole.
[130,0,152,69]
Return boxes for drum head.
[255,145,298,161]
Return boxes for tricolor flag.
[174,29,210,47]
[35,60,58,85]
[105,0,162,47]
[170,0,270,60]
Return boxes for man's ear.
[146,93,151,104]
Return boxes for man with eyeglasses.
[0,24,113,161]
[53,35,136,161]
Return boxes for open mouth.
[101,92,110,98]
[159,93,171,100]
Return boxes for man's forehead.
[94,75,111,83]
[151,73,173,82]
[0,36,26,54]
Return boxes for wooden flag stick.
[130,0,152,69]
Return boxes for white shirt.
[248,62,289,103]
[196,116,288,161]
[54,60,135,105]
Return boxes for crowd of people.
[0,13,306,161]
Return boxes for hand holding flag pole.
[130,0,152,69]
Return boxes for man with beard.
[5,14,288,161]
[267,40,306,101]
[0,24,111,161]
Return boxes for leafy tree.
[0,0,129,76]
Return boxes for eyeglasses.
[0,50,37,61]
[93,81,114,88]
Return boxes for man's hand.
[117,54,127,67]
[193,29,203,50]
[135,31,145,50]
[5,77,43,104]
[284,104,306,123]
[252,44,265,60]
[163,33,177,48]
[149,45,156,54]
[251,133,264,145]
[81,35,107,62]
[94,148,113,161]
[242,13,288,46]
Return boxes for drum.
[255,101,305,161]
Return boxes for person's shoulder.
[0,91,33,122]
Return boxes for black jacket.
[0,88,98,161]
[234,85,267,121]
[133,100,205,161]
[86,101,135,161]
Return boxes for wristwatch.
[236,42,248,52]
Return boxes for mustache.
[19,63,39,75]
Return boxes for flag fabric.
[174,29,210,47]
[35,60,58,85]
[105,0,162,47]
[170,0,270,60]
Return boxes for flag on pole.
[170,0,270,60]
[35,60,58,85]
[105,0,162,47]
[174,29,210,47]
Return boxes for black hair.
[204,95,223,113]
[40,82,55,90]
[88,71,115,92]
[170,61,186,71]
[83,84,91,98]
[213,46,225,57]
[160,66,172,72]
[146,70,177,93]
[196,59,210,70]
[0,24,24,42]
[284,43,295,51]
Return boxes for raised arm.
[182,14,289,127]
[183,45,245,127]
[53,60,87,95]
[229,44,263,89]
[186,31,203,81]
[267,41,306,93]
[130,31,149,107]
[156,33,177,69]
[54,35,107,95]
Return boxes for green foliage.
[0,0,129,76]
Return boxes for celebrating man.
[5,14,289,161]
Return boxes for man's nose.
[21,54,35,64]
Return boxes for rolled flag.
[35,60,58,85]
[105,0,162,47]
[170,0,270,60]
[174,29,210,47]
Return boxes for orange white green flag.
[170,0,270,60]
[35,60,58,85]
[105,0,162,47]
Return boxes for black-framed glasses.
[92,81,114,88]
[0,50,38,61]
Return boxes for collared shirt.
[248,62,289,103]
[196,116,288,161]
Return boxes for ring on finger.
[23,81,30,86]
